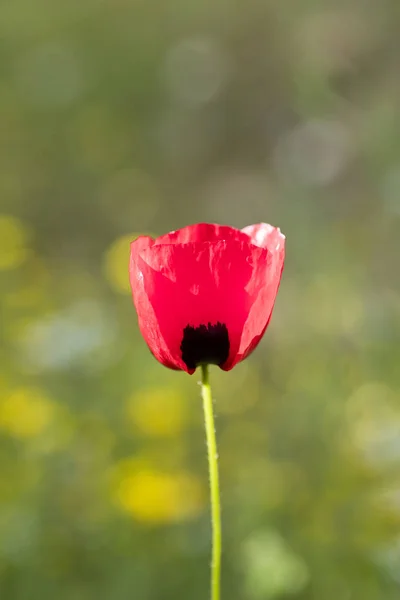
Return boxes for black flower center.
[180,322,230,370]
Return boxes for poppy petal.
[223,224,285,369]
[242,222,285,251]
[154,223,250,246]
[134,238,267,373]
[130,235,184,371]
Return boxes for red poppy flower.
[129,223,285,374]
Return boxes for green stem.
[201,364,221,600]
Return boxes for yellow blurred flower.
[0,214,30,270]
[126,387,188,437]
[110,457,205,524]
[0,387,55,439]
[104,232,153,294]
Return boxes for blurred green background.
[1,1,400,599]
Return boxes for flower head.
[129,223,285,374]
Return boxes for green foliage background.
[0,1,399,599]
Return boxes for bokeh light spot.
[15,42,83,109]
[241,530,309,599]
[273,119,353,187]
[164,36,231,107]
